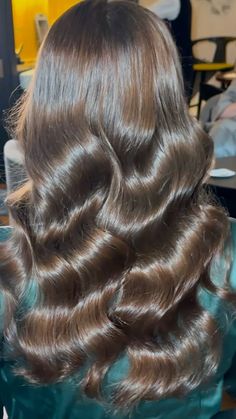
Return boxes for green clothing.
[0,223,236,419]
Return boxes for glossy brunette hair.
[0,0,232,411]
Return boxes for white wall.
[140,0,236,63]
[191,0,236,62]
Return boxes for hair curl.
[0,0,234,412]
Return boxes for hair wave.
[0,0,234,412]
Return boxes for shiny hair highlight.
[0,0,233,412]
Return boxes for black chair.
[198,83,223,104]
[191,36,236,118]
[192,37,236,63]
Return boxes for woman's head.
[19,0,212,183]
[16,0,215,236]
[2,0,231,412]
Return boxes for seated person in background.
[0,1,236,418]
[202,80,236,158]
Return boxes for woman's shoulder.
[0,227,12,328]
[0,226,12,243]
[230,218,236,288]
[209,219,236,292]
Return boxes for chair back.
[3,139,26,194]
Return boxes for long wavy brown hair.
[0,0,233,412]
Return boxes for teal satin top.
[0,223,236,419]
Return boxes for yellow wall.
[12,0,81,64]
[12,0,48,64]
[48,0,80,24]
